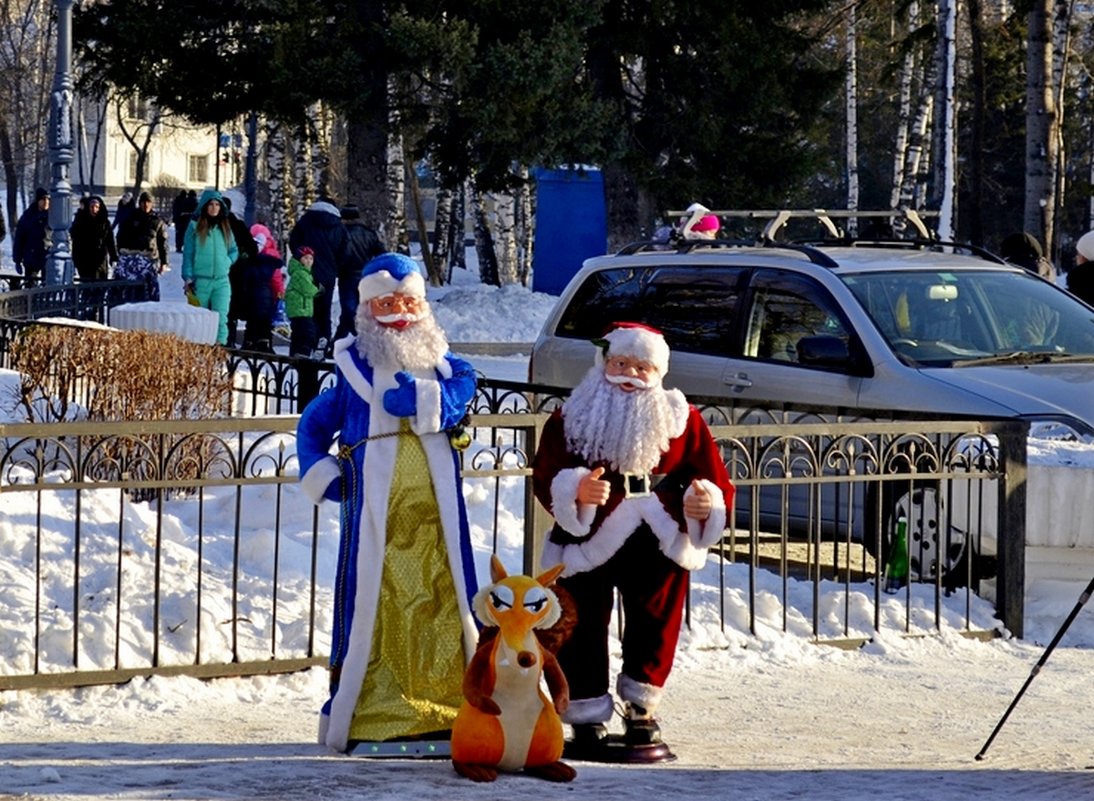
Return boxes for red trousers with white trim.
[555,525,689,705]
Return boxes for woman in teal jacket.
[182,188,238,345]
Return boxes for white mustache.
[605,373,654,390]
[374,311,424,325]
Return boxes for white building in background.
[71,94,244,207]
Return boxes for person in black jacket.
[12,187,51,288]
[70,195,117,282]
[221,196,258,347]
[336,204,386,341]
[288,195,347,355]
[999,231,1056,282]
[116,191,169,301]
[171,190,189,253]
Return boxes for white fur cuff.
[300,456,341,504]
[561,693,614,725]
[618,673,664,713]
[412,378,441,434]
[550,467,597,537]
[684,478,728,549]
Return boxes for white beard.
[354,304,450,373]
[561,366,678,474]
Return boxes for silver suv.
[531,240,1094,433]
[529,224,1094,582]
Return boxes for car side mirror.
[796,334,858,371]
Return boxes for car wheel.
[866,480,980,586]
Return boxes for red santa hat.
[594,322,671,375]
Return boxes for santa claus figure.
[296,252,479,753]
[532,322,734,760]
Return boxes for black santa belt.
[621,472,667,498]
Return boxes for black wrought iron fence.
[0,408,1023,691]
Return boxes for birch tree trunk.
[517,170,534,286]
[965,0,987,244]
[493,190,518,285]
[431,184,451,278]
[898,48,937,212]
[264,120,293,247]
[1050,0,1075,259]
[845,1,859,235]
[936,0,957,241]
[448,183,467,280]
[890,1,919,211]
[471,181,500,286]
[1024,1,1057,248]
[310,102,333,199]
[293,124,314,218]
[385,120,407,254]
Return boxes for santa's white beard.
[354,304,450,373]
[561,366,676,474]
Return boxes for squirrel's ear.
[489,554,507,584]
[536,563,565,587]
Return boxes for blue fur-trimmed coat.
[296,335,479,752]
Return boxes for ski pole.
[975,573,1094,760]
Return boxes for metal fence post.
[996,420,1028,639]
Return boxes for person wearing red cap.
[531,322,734,760]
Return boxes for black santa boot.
[616,702,676,763]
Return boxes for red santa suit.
[532,387,734,724]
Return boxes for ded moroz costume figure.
[532,322,734,760]
[296,252,479,753]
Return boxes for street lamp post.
[46,0,75,285]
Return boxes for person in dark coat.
[70,195,117,282]
[234,223,286,352]
[171,190,189,253]
[999,231,1056,282]
[335,204,386,341]
[177,190,198,252]
[221,196,258,347]
[12,187,51,288]
[288,195,348,355]
[116,191,169,301]
[113,191,135,232]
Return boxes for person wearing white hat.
[532,322,735,760]
[296,252,479,752]
[1068,230,1094,307]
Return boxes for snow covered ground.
[5,240,1094,800]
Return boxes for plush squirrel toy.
[451,555,576,783]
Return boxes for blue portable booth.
[532,167,607,296]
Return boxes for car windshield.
[842,269,1094,367]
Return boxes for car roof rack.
[663,208,939,241]
[615,236,841,268]
[615,238,754,255]
[808,236,1007,264]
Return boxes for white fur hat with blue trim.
[358,253,426,304]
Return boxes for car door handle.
[723,371,753,390]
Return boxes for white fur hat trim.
[596,323,670,374]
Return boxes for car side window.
[556,268,648,339]
[643,267,744,356]
[556,265,745,357]
[744,269,852,366]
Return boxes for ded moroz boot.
[622,703,662,746]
